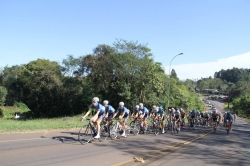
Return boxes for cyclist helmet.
[103,100,109,105]
[135,105,139,109]
[159,106,163,110]
[180,108,183,111]
[119,102,124,106]
[92,97,99,103]
[139,103,143,107]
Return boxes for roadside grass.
[0,115,87,133]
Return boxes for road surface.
[0,99,249,166]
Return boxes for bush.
[0,102,30,118]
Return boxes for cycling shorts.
[143,114,148,121]
[124,115,129,121]
[108,113,114,119]
[98,113,106,120]
[212,118,218,122]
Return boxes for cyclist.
[211,109,219,131]
[200,110,204,127]
[131,105,140,121]
[173,108,181,132]
[81,97,106,139]
[217,111,222,125]
[157,106,165,133]
[196,111,202,126]
[139,103,149,133]
[103,100,117,125]
[203,111,210,127]
[189,109,196,129]
[225,111,233,131]
[117,102,130,137]
[180,108,185,129]
[150,105,158,120]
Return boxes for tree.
[0,86,7,106]
[171,69,178,79]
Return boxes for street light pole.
[167,53,183,111]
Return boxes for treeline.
[0,40,204,118]
[196,67,250,117]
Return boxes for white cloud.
[165,52,250,80]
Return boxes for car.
[208,104,213,107]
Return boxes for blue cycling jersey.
[139,107,149,115]
[158,109,164,116]
[118,106,130,116]
[105,105,115,114]
[90,103,105,115]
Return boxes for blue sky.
[1,0,250,79]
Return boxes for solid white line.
[0,137,48,143]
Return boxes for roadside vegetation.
[0,116,85,133]
[0,39,204,132]
[196,68,250,119]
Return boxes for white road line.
[0,137,48,143]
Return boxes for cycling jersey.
[174,112,180,119]
[204,113,209,118]
[90,103,106,118]
[190,111,195,118]
[118,106,130,117]
[180,112,185,118]
[212,113,218,119]
[133,109,139,115]
[139,107,149,115]
[105,105,115,114]
[151,109,158,116]
[157,109,164,117]
[225,113,233,121]
[105,105,116,118]
[200,112,204,118]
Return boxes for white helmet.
[119,102,124,106]
[92,97,99,103]
[139,103,143,107]
[103,100,109,105]
[135,105,139,109]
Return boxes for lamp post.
[167,53,183,110]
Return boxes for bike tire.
[130,121,139,135]
[98,124,109,142]
[154,124,160,136]
[78,125,92,145]
[109,124,118,139]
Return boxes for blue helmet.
[159,106,163,110]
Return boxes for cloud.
[165,52,250,80]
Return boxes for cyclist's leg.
[161,117,165,133]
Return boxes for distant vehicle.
[208,104,213,107]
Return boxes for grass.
[0,115,87,133]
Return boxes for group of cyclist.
[81,97,235,139]
[186,108,234,132]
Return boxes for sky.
[0,0,250,80]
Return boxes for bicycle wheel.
[154,123,160,135]
[131,121,140,135]
[109,124,118,139]
[98,124,109,142]
[78,124,93,145]
[125,125,131,136]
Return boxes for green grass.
[0,115,87,133]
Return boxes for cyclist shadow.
[51,132,80,145]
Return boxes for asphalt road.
[0,99,249,166]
